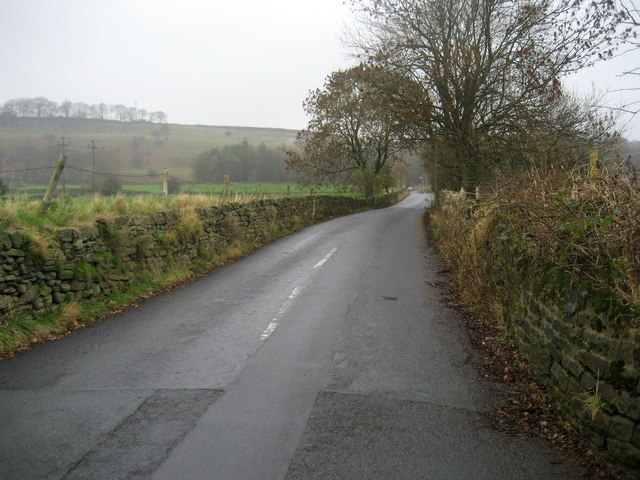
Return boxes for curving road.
[0,193,581,479]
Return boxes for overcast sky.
[0,0,353,130]
[0,0,638,139]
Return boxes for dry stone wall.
[507,290,640,469]
[0,193,402,321]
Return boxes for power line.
[0,166,55,173]
[65,166,164,178]
[0,165,196,183]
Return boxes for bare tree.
[348,0,626,187]
[10,98,36,117]
[98,103,108,120]
[88,104,100,120]
[149,111,168,123]
[113,104,128,122]
[31,97,57,117]
[60,100,73,118]
[607,1,640,115]
[1,99,21,117]
[127,106,138,122]
[72,102,90,118]
[621,0,639,40]
[0,98,166,123]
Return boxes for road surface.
[0,193,581,479]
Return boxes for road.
[0,192,581,479]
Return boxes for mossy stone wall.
[0,193,402,320]
[507,289,640,468]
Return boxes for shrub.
[98,176,122,196]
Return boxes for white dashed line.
[313,248,337,269]
[260,287,301,341]
[260,247,338,342]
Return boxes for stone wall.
[0,193,402,321]
[507,290,640,468]
[430,188,640,470]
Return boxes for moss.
[609,360,635,391]
[95,219,125,255]
[607,439,640,468]
[133,234,154,258]
[591,316,605,333]
[73,261,102,282]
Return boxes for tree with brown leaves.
[286,64,418,197]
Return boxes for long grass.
[0,192,260,232]
[0,180,359,233]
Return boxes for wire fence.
[0,162,347,200]
[4,146,635,201]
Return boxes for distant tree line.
[192,139,293,183]
[1,97,167,123]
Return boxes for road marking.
[260,287,301,341]
[313,247,337,269]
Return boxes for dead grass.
[58,301,81,329]
[430,189,503,322]
[428,171,637,479]
[21,230,50,260]
[432,166,640,322]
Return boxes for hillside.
[0,117,298,184]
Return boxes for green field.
[8,182,347,197]
[0,117,298,181]
[0,183,367,234]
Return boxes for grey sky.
[569,47,640,142]
[0,0,638,139]
[0,0,353,130]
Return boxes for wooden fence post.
[42,154,67,211]
[163,168,169,200]
[224,175,230,200]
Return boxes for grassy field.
[7,182,347,197]
[0,183,357,232]
[0,117,298,177]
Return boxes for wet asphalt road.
[0,192,581,479]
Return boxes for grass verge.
[0,237,258,359]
